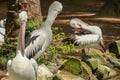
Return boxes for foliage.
[47,45,58,60]
[26,19,43,35]
[0,35,16,69]
[59,42,78,54]
[52,26,65,41]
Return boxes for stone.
[54,70,84,80]
[96,65,110,79]
[108,41,120,57]
[37,64,53,80]
[60,58,81,75]
[81,61,97,80]
[86,58,98,70]
[89,51,108,65]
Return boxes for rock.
[37,64,53,80]
[108,69,120,80]
[1,77,8,80]
[89,51,108,65]
[109,69,118,77]
[104,54,120,69]
[60,58,81,75]
[54,70,84,80]
[86,58,98,70]
[81,61,97,80]
[96,65,110,80]
[0,70,8,80]
[108,41,120,57]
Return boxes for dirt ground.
[0,0,120,78]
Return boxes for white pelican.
[0,18,6,28]
[0,19,6,42]
[25,1,63,59]
[69,18,106,55]
[7,11,38,80]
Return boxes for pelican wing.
[25,30,45,59]
[30,59,38,80]
[74,34,99,47]
[7,60,12,73]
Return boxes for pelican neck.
[16,22,26,57]
[43,11,58,29]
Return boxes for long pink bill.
[20,22,26,56]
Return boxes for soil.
[0,0,120,78]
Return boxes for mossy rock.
[95,65,110,80]
[60,58,81,75]
[81,61,97,80]
[89,51,108,65]
[104,54,120,69]
[86,58,98,70]
[54,71,84,80]
[108,41,120,57]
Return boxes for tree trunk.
[27,0,42,20]
[97,0,120,17]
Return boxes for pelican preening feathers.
[25,1,63,60]
[69,18,106,54]
[7,11,38,80]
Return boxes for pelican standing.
[25,1,63,59]
[69,18,106,55]
[7,11,38,80]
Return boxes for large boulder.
[85,58,98,71]
[54,70,84,80]
[108,41,120,57]
[37,64,53,80]
[60,58,81,75]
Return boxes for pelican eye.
[72,23,75,27]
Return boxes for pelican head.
[19,11,28,23]
[0,19,6,28]
[48,1,63,14]
[70,18,88,29]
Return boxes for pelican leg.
[81,49,91,60]
[88,48,91,54]
[81,49,86,57]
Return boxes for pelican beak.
[74,24,81,30]
[74,24,81,29]
[73,24,83,34]
[20,21,26,55]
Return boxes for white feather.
[19,11,28,23]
